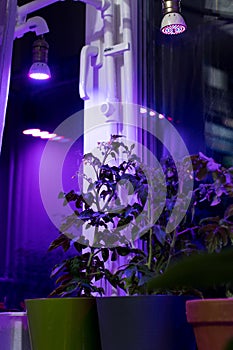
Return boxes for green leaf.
[110,151,116,160]
[117,217,132,228]
[130,144,135,151]
[50,261,67,278]
[87,182,95,191]
[200,216,220,224]
[101,248,109,262]
[210,196,221,206]
[153,225,166,245]
[225,205,233,219]
[195,166,208,181]
[55,273,72,285]
[65,190,78,203]
[73,241,86,253]
[111,249,117,261]
[83,192,94,207]
[116,246,131,256]
[137,185,148,205]
[147,248,233,292]
[95,271,103,282]
[48,234,70,252]
[79,208,94,220]
[137,224,154,239]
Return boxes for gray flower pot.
[97,295,197,350]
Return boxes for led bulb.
[28,62,51,80]
[161,13,186,35]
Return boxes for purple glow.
[38,131,49,137]
[23,128,41,135]
[149,111,156,117]
[59,138,71,143]
[23,129,62,141]
[140,107,147,114]
[161,24,186,35]
[40,133,57,139]
[28,72,50,80]
[31,130,48,137]
[158,114,165,119]
[51,136,64,141]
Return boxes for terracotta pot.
[186,298,233,350]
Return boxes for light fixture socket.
[162,0,181,15]
[32,37,49,62]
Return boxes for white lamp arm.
[79,45,99,100]
[14,16,49,39]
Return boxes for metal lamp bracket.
[104,41,130,57]
[79,41,103,100]
[14,16,49,39]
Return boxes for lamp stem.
[162,0,181,15]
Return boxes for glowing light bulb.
[23,128,41,135]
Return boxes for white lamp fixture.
[28,36,51,80]
[161,0,187,35]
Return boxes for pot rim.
[186,298,233,323]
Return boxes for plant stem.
[101,192,115,211]
[102,147,111,165]
[176,226,199,236]
[147,228,153,270]
[164,229,177,272]
[93,188,101,211]
[87,251,94,269]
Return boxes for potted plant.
[94,150,233,350]
[146,155,233,350]
[25,243,103,350]
[28,136,233,350]
[25,135,145,350]
[147,247,233,350]
[30,135,193,350]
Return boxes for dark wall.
[139,0,233,160]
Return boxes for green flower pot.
[25,297,101,350]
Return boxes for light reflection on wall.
[204,0,233,164]
[204,64,233,159]
[205,122,233,154]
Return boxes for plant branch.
[164,229,177,272]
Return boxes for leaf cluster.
[48,138,233,298]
